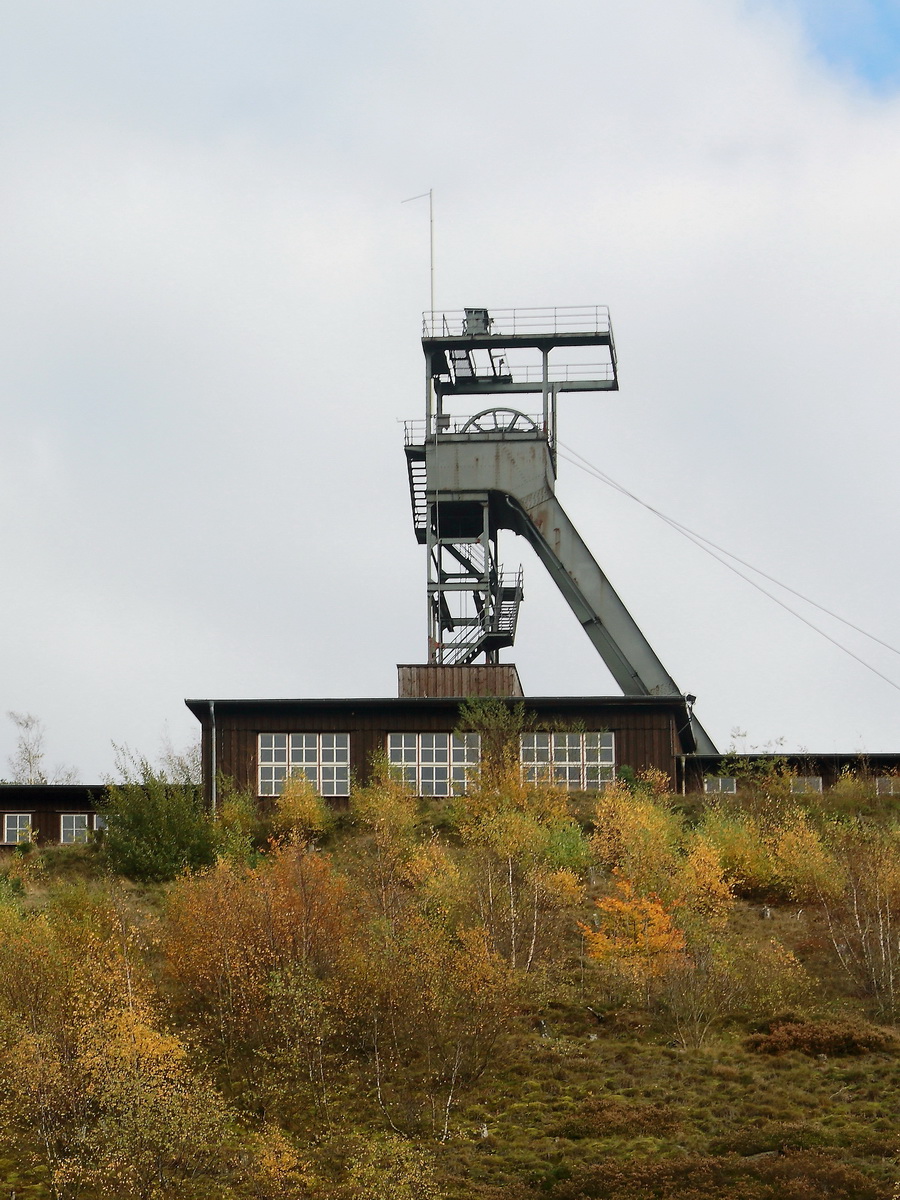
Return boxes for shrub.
[591,782,683,899]
[272,774,334,842]
[99,757,216,883]
[696,806,775,897]
[549,1096,679,1139]
[744,1017,898,1057]
[542,1150,890,1199]
[709,1120,829,1156]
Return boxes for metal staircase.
[405,444,427,543]
[402,303,717,753]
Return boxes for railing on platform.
[405,416,547,445]
[422,305,612,339]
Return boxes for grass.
[430,995,900,1198]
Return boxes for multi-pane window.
[876,776,900,796]
[258,733,350,797]
[3,814,31,844]
[704,776,737,795]
[60,814,91,844]
[790,776,823,795]
[387,733,480,796]
[520,732,615,790]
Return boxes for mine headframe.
[403,304,716,754]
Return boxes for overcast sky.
[2,0,900,779]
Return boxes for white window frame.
[258,733,350,797]
[3,814,32,845]
[520,732,615,791]
[704,776,737,795]
[790,776,823,795]
[387,732,480,796]
[60,813,91,845]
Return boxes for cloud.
[1,0,899,773]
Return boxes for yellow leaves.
[460,744,574,831]
[399,839,456,889]
[345,1133,441,1200]
[81,1009,188,1099]
[675,838,734,930]
[273,774,334,841]
[750,938,811,1013]
[253,1124,314,1198]
[591,781,683,899]
[352,759,419,844]
[770,811,841,902]
[534,867,585,910]
[77,1008,240,1198]
[467,807,549,860]
[696,806,775,895]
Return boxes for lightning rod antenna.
[402,188,434,314]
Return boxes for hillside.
[1,756,899,1199]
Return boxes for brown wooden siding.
[686,753,900,794]
[191,697,694,804]
[398,664,524,698]
[0,785,105,846]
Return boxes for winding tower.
[403,305,716,754]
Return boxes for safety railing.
[509,362,615,384]
[422,306,611,339]
[405,415,547,445]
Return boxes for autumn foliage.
[2,753,900,1198]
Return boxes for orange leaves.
[164,845,350,1056]
[580,876,687,986]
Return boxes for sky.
[2,0,900,778]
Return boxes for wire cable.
[555,440,900,695]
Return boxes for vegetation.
[3,710,79,784]
[3,751,900,1197]
[99,749,217,882]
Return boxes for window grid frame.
[258,733,351,797]
[789,776,823,795]
[520,732,615,791]
[3,814,32,845]
[60,813,91,845]
[387,732,481,796]
[704,776,738,795]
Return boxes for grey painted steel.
[425,431,718,754]
[411,305,716,754]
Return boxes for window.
[387,733,480,796]
[60,814,91,844]
[704,776,737,795]
[3,814,31,845]
[520,732,615,790]
[790,776,823,795]
[876,776,900,796]
[258,733,350,797]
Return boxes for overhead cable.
[556,441,900,695]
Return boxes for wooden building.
[185,688,699,808]
[0,784,105,847]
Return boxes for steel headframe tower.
[403,305,717,754]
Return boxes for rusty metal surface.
[397,664,524,698]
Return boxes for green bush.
[99,759,216,883]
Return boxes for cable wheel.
[459,408,540,434]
